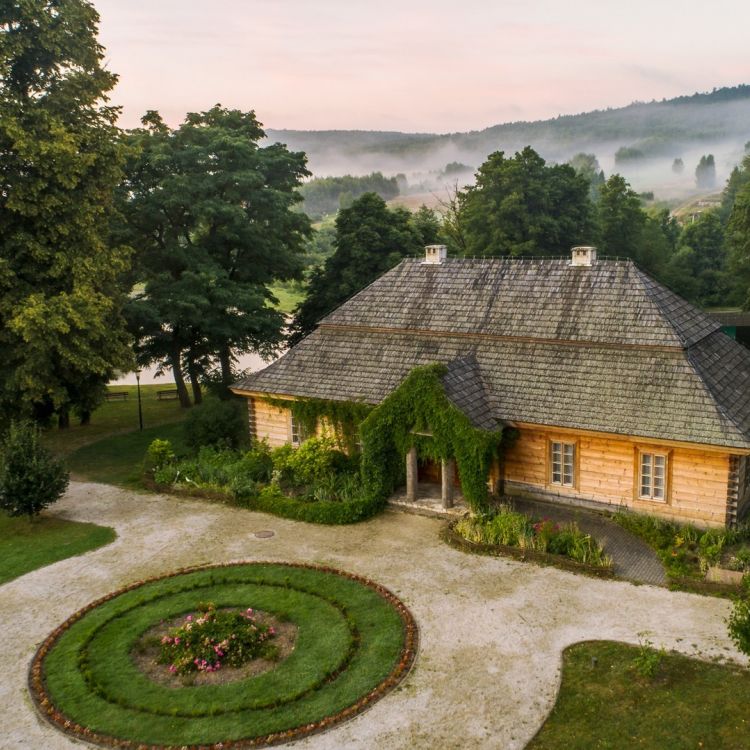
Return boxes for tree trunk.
[79,410,91,426]
[187,357,203,405]
[58,408,70,430]
[219,346,233,388]
[168,344,192,408]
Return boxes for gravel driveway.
[0,482,744,750]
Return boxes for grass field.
[529,641,750,749]
[42,384,187,458]
[268,282,305,314]
[67,422,188,489]
[0,514,115,585]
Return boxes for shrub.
[183,398,248,451]
[632,636,666,679]
[728,597,750,656]
[144,439,176,474]
[0,421,69,520]
[235,440,274,483]
[157,602,276,675]
[282,436,349,487]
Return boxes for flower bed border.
[28,561,418,750]
[441,522,615,579]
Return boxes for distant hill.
[267,85,750,200]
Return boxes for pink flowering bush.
[157,602,276,675]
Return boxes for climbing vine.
[263,364,516,513]
[262,395,372,453]
[360,364,516,513]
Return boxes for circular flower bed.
[29,562,417,749]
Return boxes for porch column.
[406,447,418,501]
[441,458,455,509]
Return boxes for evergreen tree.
[289,193,424,344]
[0,0,133,426]
[672,157,685,174]
[568,153,606,201]
[695,154,717,190]
[118,108,311,402]
[727,180,750,309]
[458,147,593,257]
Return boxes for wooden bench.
[105,391,129,402]
[156,389,179,401]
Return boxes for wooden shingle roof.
[234,257,750,450]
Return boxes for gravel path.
[0,482,744,750]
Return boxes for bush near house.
[147,436,383,524]
[614,511,750,585]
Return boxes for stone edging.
[441,523,615,579]
[28,561,419,750]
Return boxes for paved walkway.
[0,482,740,750]
[506,496,668,586]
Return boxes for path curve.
[0,482,744,750]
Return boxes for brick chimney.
[570,246,597,267]
[423,244,448,264]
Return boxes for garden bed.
[29,561,417,749]
[442,522,615,579]
[145,437,386,525]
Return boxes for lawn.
[0,513,115,585]
[42,384,186,457]
[67,422,188,489]
[268,281,305,314]
[33,562,416,748]
[529,641,750,749]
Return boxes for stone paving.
[0,482,741,750]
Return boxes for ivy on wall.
[262,363,516,513]
[360,364,516,513]
[262,395,372,453]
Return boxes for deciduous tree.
[458,147,593,257]
[289,193,424,344]
[118,107,311,403]
[0,0,133,426]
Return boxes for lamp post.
[135,369,144,431]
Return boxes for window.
[639,451,667,501]
[290,414,307,446]
[550,440,575,487]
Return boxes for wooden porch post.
[406,447,418,501]
[441,458,455,509]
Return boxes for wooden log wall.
[502,426,733,527]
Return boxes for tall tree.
[727,180,750,309]
[695,154,717,190]
[568,152,605,201]
[458,147,593,257]
[289,193,424,344]
[118,107,311,403]
[0,0,133,427]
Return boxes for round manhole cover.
[254,530,275,539]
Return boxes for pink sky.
[95,0,750,133]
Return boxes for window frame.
[547,437,578,489]
[635,447,671,503]
[289,413,309,447]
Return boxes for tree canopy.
[289,193,429,344]
[456,147,593,257]
[0,0,133,427]
[118,107,311,404]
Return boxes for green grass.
[529,641,750,749]
[37,563,411,747]
[268,282,305,314]
[67,422,188,489]
[42,384,187,458]
[0,513,115,585]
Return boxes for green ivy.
[360,364,516,513]
[262,396,372,453]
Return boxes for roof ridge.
[632,265,721,348]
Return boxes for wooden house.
[232,245,750,527]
